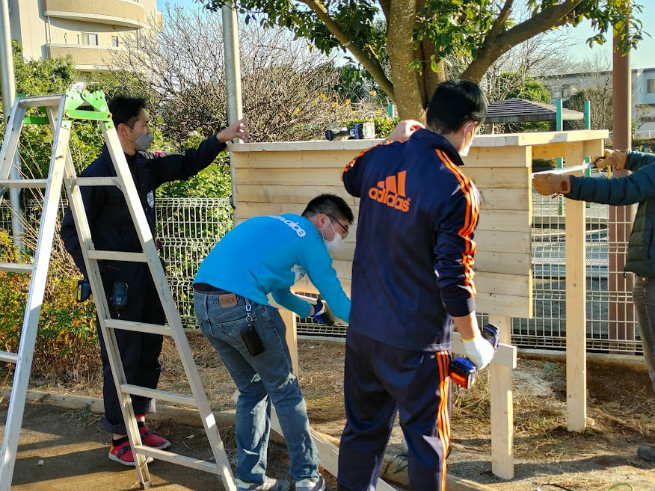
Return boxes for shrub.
[0,231,100,383]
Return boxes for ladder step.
[104,319,173,336]
[134,445,220,474]
[0,179,48,188]
[72,177,121,187]
[0,262,33,274]
[120,384,196,406]
[17,95,63,108]
[0,351,18,364]
[86,251,147,262]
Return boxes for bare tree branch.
[462,0,582,83]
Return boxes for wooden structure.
[228,128,607,480]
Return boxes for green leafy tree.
[200,0,645,120]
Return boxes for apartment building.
[541,68,655,139]
[8,0,161,72]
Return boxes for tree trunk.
[387,0,424,120]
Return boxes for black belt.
[193,283,231,295]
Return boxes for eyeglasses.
[327,214,349,239]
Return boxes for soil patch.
[18,335,655,489]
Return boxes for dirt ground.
[6,335,655,490]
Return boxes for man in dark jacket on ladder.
[60,95,248,466]
[533,148,655,463]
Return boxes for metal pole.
[556,99,564,215]
[221,2,243,210]
[0,0,24,249]
[609,0,634,350]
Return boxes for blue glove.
[312,298,334,326]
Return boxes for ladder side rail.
[0,102,27,181]
[0,99,71,490]
[58,111,153,486]
[101,123,236,491]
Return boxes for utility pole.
[0,0,24,249]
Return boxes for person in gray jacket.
[533,149,655,462]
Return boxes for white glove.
[461,333,495,370]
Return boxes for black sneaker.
[637,445,655,462]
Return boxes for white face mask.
[459,122,476,157]
[325,233,344,254]
[322,220,345,254]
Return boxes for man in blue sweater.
[194,194,353,491]
[338,80,494,490]
[533,148,655,463]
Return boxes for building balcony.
[43,0,147,29]
[46,44,117,71]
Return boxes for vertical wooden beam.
[488,314,515,479]
[565,142,587,432]
[279,309,299,375]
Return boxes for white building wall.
[542,68,655,139]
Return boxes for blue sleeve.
[300,240,351,323]
[625,151,655,172]
[272,289,312,317]
[148,135,226,188]
[434,182,478,317]
[343,145,378,197]
[568,165,655,206]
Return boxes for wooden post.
[565,143,587,432]
[488,314,515,479]
[278,308,298,375]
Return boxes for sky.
[157,0,655,70]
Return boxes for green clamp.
[63,88,112,124]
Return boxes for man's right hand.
[594,149,628,170]
[217,119,249,144]
[385,120,424,142]
[461,332,495,370]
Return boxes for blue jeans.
[632,276,655,394]
[194,291,319,483]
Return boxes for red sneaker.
[108,439,136,466]
[139,425,171,450]
[108,439,155,466]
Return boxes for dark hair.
[302,194,354,224]
[426,80,487,134]
[108,95,147,128]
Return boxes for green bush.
[0,231,100,382]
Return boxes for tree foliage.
[200,0,645,120]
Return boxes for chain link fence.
[0,192,642,354]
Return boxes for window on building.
[112,36,119,48]
[81,33,98,46]
[648,79,655,94]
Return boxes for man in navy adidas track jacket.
[338,81,493,491]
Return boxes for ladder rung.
[73,177,121,187]
[0,262,33,274]
[18,95,63,108]
[120,384,196,406]
[134,445,220,474]
[104,319,173,336]
[0,179,49,188]
[86,251,147,262]
[0,351,18,364]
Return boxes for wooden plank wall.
[230,139,535,318]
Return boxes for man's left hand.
[533,173,571,196]
[217,119,249,144]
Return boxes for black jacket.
[60,136,225,277]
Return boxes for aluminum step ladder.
[0,89,236,490]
